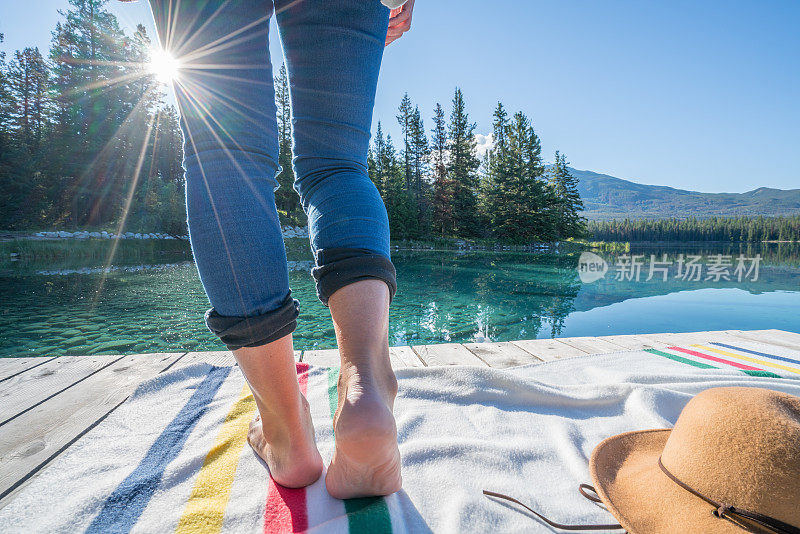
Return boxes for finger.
[385,31,403,46]
[386,27,406,40]
[388,19,411,33]
[386,25,409,40]
[389,19,411,28]
[389,8,412,25]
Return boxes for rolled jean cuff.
[312,247,397,307]
[204,292,300,351]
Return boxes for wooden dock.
[1,328,798,510]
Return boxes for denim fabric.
[148,0,395,350]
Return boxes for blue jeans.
[148,0,395,350]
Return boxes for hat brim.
[589,429,740,534]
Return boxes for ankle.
[257,397,311,440]
[338,366,398,413]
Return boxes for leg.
[326,280,401,498]
[148,0,321,487]
[238,336,322,488]
[275,0,401,498]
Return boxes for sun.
[149,49,181,84]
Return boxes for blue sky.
[2,0,798,192]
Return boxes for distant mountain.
[568,168,800,220]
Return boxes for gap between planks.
[300,346,425,368]
[0,356,60,383]
[0,351,189,508]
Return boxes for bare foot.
[326,367,402,499]
[248,395,323,488]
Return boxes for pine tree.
[6,47,51,153]
[514,112,553,241]
[48,0,132,227]
[371,122,389,196]
[154,105,183,182]
[446,88,481,237]
[371,125,416,237]
[1,47,53,227]
[483,102,513,236]
[430,102,454,236]
[484,106,554,242]
[547,151,586,238]
[0,33,12,182]
[409,104,430,227]
[396,92,413,195]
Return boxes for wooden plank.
[301,348,340,368]
[555,336,626,355]
[389,346,425,368]
[169,350,237,370]
[0,357,58,383]
[462,341,542,368]
[727,329,800,351]
[0,355,125,425]
[410,343,488,367]
[510,339,588,361]
[301,346,424,369]
[638,332,694,346]
[640,331,744,348]
[0,352,184,507]
[166,350,304,371]
[595,334,669,351]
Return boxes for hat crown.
[661,387,800,527]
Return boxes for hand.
[385,0,415,47]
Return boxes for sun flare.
[149,49,181,84]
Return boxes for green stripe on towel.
[644,348,717,369]
[743,370,783,378]
[645,348,782,378]
[326,366,393,534]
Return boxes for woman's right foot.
[248,395,324,488]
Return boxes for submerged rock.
[88,339,138,354]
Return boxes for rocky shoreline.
[4,227,567,254]
[11,226,310,241]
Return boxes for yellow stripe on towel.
[176,384,256,534]
[692,344,800,376]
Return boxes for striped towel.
[2,338,800,533]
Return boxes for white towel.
[2,338,799,533]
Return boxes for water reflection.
[0,240,798,357]
[389,251,584,344]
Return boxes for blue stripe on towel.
[710,342,800,365]
[86,366,231,534]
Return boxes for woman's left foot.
[248,395,324,488]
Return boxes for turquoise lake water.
[1,240,798,357]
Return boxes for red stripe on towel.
[263,363,310,533]
[668,346,763,371]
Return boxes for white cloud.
[475,132,494,159]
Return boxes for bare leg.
[235,334,323,488]
[325,279,402,499]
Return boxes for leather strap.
[484,460,800,533]
[657,457,800,534]
[482,486,623,531]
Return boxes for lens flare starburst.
[149,49,181,84]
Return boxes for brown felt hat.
[589,387,800,533]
